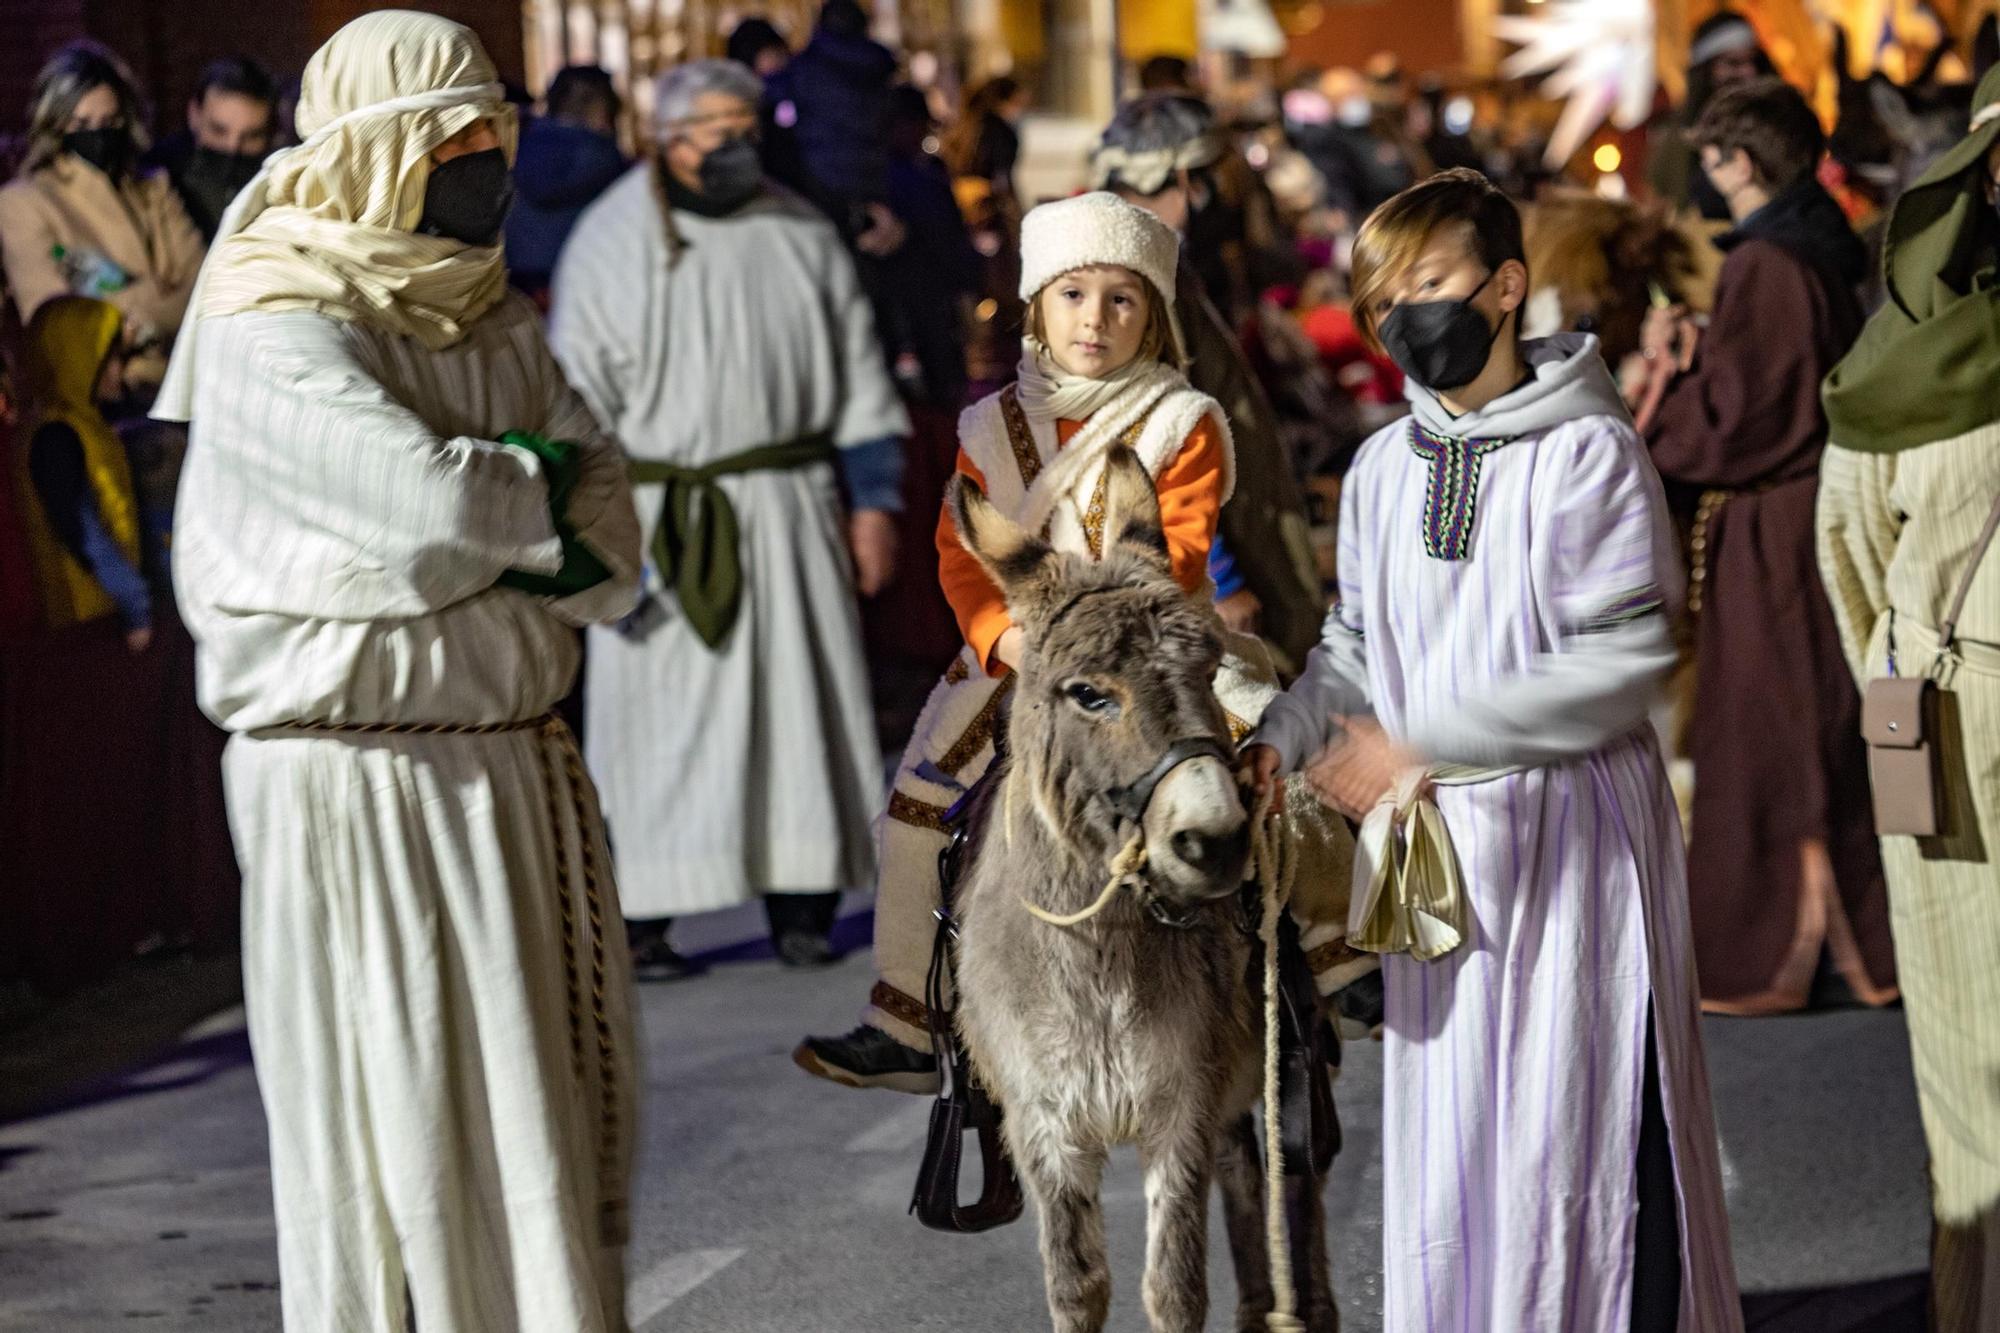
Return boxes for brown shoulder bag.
[1861,490,2000,837]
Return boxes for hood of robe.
[24,295,121,411]
[1405,332,1632,441]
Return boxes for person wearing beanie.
[797,191,1362,1092]
[1647,11,1774,220]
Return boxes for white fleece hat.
[1018,191,1181,306]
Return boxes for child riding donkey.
[797,191,1366,1092]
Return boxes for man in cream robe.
[552,59,908,975]
[161,15,642,1331]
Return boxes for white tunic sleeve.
[1403,420,1678,768]
[182,311,562,621]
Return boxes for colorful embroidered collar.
[1408,421,1512,561]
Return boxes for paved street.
[0,900,1935,1332]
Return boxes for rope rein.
[1018,830,1148,926]
[1253,785,1305,1333]
[1016,780,1306,1329]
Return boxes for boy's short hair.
[1349,168,1525,352]
[1689,77,1823,190]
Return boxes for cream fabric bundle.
[1349,764,1522,960]
[154,10,512,421]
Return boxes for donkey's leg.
[1215,1114,1275,1332]
[1139,1120,1218,1333]
[1286,1169,1338,1333]
[1017,1136,1112,1333]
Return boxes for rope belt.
[268,712,626,1242]
[629,432,837,649]
[1687,480,1779,618]
[1349,763,1522,961]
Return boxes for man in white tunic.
[157,14,643,1331]
[553,59,909,976]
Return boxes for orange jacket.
[937,415,1226,675]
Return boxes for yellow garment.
[10,297,138,627]
[156,11,513,421]
[1349,764,1522,960]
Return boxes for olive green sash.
[629,432,836,649]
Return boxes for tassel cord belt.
[260,712,626,1240]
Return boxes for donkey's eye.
[1063,681,1119,717]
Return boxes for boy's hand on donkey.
[1305,717,1427,821]
[1235,744,1283,819]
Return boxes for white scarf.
[1014,337,1163,426]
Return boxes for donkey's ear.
[950,470,1057,596]
[1100,445,1170,574]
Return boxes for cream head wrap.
[154,10,513,421]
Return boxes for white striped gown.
[1336,413,1744,1332]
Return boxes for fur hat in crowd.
[1018,191,1181,306]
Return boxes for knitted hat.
[1018,191,1181,306]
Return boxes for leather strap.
[1939,488,2000,653]
[1105,735,1236,826]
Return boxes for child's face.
[1038,265,1151,379]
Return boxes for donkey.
[944,444,1335,1333]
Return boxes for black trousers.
[626,892,841,945]
[762,891,841,941]
[1630,1006,1683,1332]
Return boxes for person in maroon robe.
[1641,78,1895,1013]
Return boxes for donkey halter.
[1104,734,1241,929]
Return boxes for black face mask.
[696,136,763,212]
[178,145,262,229]
[417,147,513,246]
[1376,269,1507,392]
[65,127,134,179]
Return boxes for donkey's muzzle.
[1170,823,1250,884]
[1143,755,1250,902]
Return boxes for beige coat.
[0,157,205,342]
[1819,428,2000,1236]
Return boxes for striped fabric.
[172,286,645,1326]
[1820,430,2000,1330]
[550,170,907,920]
[1337,412,1743,1330]
[173,298,641,731]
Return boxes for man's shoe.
[775,931,840,968]
[793,1023,941,1094]
[631,935,704,982]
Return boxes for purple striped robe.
[1339,412,1743,1332]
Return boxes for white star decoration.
[1496,0,1658,168]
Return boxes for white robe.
[552,170,909,917]
[172,297,644,1332]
